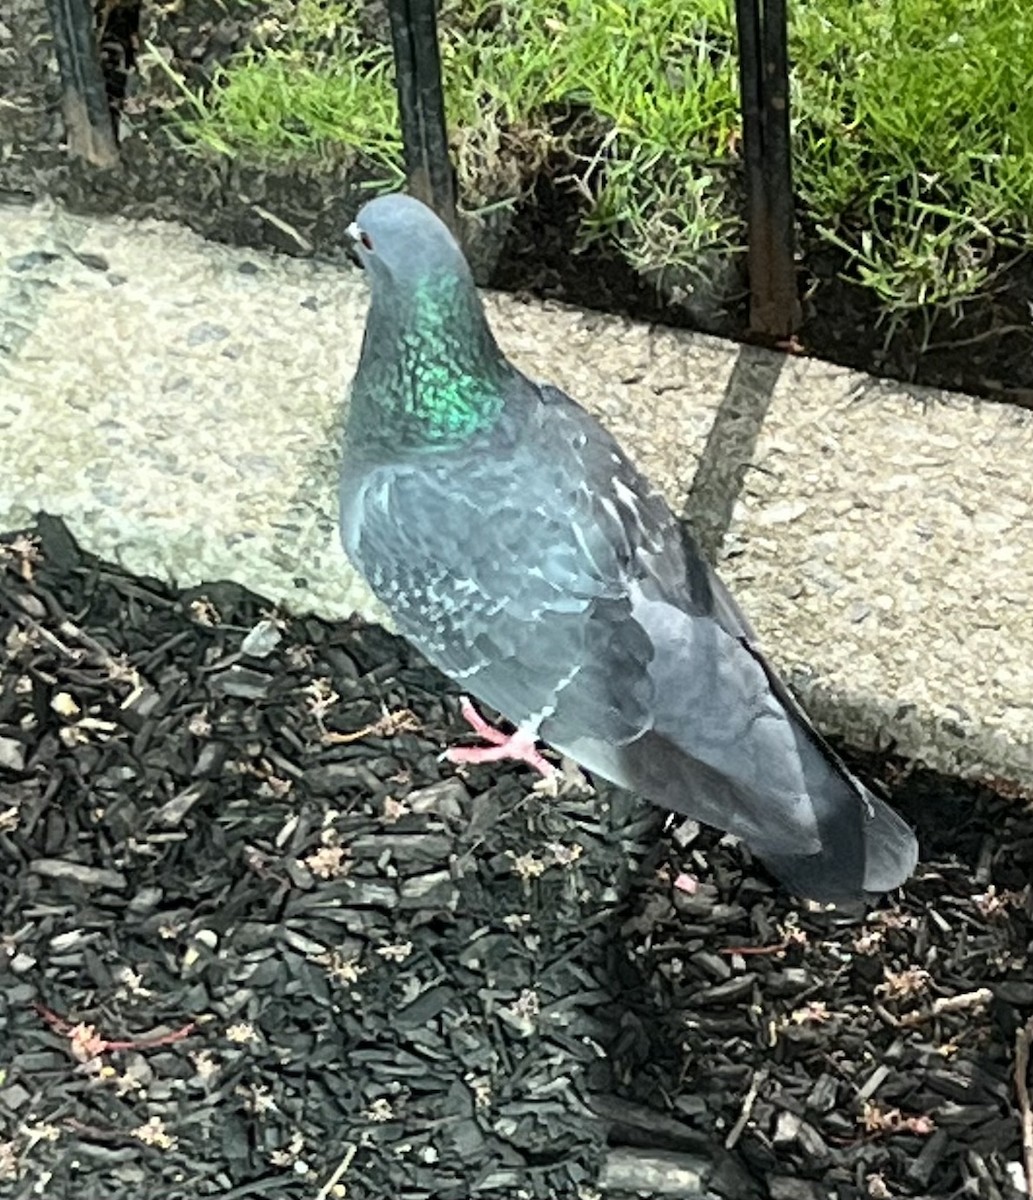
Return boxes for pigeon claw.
[445,696,556,779]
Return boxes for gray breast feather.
[341,451,610,728]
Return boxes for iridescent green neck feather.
[348,270,513,454]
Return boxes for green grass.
[792,0,1033,315]
[152,0,1033,318]
[147,4,402,171]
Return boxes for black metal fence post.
[44,0,119,168]
[735,0,800,338]
[386,0,457,232]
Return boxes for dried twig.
[725,1068,767,1149]
[720,941,789,957]
[1015,1015,1033,1197]
[35,1003,195,1061]
[931,988,994,1016]
[316,1143,357,1200]
[14,605,143,695]
[895,987,995,1029]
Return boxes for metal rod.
[734,0,800,337]
[762,0,799,333]
[44,0,119,168]
[386,0,457,232]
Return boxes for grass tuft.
[155,0,1033,318]
[792,0,1033,316]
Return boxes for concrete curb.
[2,197,1030,791]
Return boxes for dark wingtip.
[760,790,917,905]
[860,791,919,894]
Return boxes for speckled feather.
[339,194,917,903]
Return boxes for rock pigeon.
[338,193,918,904]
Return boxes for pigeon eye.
[360,231,374,251]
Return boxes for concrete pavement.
[1,195,1030,791]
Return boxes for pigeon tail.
[753,770,916,904]
[566,725,889,905]
[721,622,917,902]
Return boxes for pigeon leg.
[445,696,555,778]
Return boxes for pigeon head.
[348,194,472,291]
[345,193,517,451]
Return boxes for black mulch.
[1,516,1031,1200]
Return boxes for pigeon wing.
[341,402,652,743]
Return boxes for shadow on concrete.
[682,344,785,563]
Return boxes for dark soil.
[0,0,376,266]
[2,516,1031,1200]
[492,170,1033,409]
[3,0,1033,409]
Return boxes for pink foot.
[445,697,555,778]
